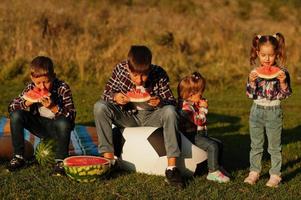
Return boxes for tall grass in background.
[0,0,300,89]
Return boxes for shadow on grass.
[75,111,301,181]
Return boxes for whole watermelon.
[35,139,56,167]
[63,156,110,182]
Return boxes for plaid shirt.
[178,99,208,133]
[246,68,292,100]
[8,78,76,122]
[103,60,176,109]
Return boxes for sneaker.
[165,167,183,188]
[244,171,260,185]
[7,155,26,172]
[206,170,230,183]
[266,174,281,188]
[50,161,66,176]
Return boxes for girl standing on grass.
[244,33,292,187]
[177,72,230,183]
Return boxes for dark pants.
[10,110,73,160]
[184,132,223,171]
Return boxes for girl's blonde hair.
[250,33,286,66]
[177,72,206,100]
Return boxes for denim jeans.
[249,103,283,176]
[184,132,223,171]
[10,110,73,160]
[93,100,181,158]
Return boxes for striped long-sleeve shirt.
[8,78,76,122]
[102,60,176,109]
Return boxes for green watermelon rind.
[64,157,110,182]
[35,139,56,167]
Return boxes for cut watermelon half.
[23,87,50,102]
[127,87,151,102]
[255,66,281,79]
[63,156,110,182]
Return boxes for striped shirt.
[8,78,76,122]
[103,60,176,110]
[246,67,292,100]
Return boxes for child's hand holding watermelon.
[114,93,130,105]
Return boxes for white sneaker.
[244,171,260,185]
[266,174,281,188]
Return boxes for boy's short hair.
[30,56,56,79]
[177,72,206,100]
[128,45,152,74]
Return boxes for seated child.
[177,72,230,183]
[7,56,76,176]
[94,45,182,187]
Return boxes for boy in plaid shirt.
[7,56,76,176]
[94,45,182,187]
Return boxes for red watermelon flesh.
[255,66,281,79]
[23,88,50,102]
[127,87,151,102]
[64,156,110,166]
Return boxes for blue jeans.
[10,110,73,160]
[94,100,181,158]
[184,132,223,171]
[249,103,283,176]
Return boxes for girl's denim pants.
[249,103,283,176]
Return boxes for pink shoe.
[266,175,281,188]
[206,170,230,183]
[244,171,260,185]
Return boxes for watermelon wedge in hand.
[23,87,50,103]
[126,86,151,102]
[255,66,281,79]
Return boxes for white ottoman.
[115,127,207,176]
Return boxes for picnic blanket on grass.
[0,117,100,156]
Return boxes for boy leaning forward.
[94,45,183,187]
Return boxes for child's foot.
[244,171,260,185]
[206,170,230,183]
[50,161,66,176]
[6,155,26,172]
[266,174,281,188]
[165,167,183,188]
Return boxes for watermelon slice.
[126,86,151,102]
[255,66,281,79]
[23,87,50,102]
[63,156,110,182]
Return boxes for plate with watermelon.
[126,86,151,103]
[23,87,50,103]
[254,66,281,79]
[63,156,111,182]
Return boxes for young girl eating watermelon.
[177,72,230,183]
[7,56,76,176]
[244,33,292,187]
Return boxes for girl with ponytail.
[244,33,292,187]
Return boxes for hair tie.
[257,35,261,39]
[192,72,201,80]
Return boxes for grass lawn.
[0,81,301,199]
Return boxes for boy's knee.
[94,100,109,116]
[161,105,177,119]
[10,110,25,122]
[53,117,72,133]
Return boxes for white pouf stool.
[114,127,207,176]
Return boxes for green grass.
[0,81,301,199]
